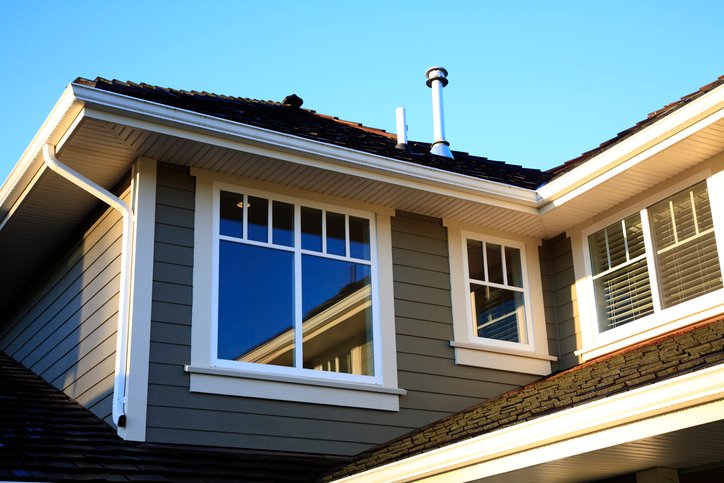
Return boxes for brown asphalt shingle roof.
[74,75,724,189]
[0,351,346,482]
[326,316,724,480]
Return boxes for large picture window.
[588,181,722,333]
[216,189,376,378]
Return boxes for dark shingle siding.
[327,316,724,479]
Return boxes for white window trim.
[190,169,402,410]
[574,169,724,361]
[446,220,555,376]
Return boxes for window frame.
[446,221,556,375]
[576,172,724,360]
[188,171,402,410]
[212,184,379,383]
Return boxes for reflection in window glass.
[465,237,528,344]
[273,201,294,246]
[301,255,373,376]
[470,284,525,343]
[505,247,523,288]
[217,242,294,366]
[302,207,323,252]
[467,240,484,281]
[216,189,377,379]
[326,212,346,256]
[220,191,244,237]
[486,244,503,284]
[349,216,370,260]
[247,196,268,242]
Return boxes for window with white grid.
[587,181,722,333]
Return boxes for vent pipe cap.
[425,66,449,87]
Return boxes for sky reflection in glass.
[218,241,294,363]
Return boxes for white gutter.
[333,363,724,482]
[42,144,131,427]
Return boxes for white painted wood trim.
[572,171,724,360]
[119,157,157,441]
[445,221,554,374]
[189,170,402,410]
[72,84,539,212]
[538,84,724,208]
[188,371,401,411]
[332,364,724,482]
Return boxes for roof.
[327,316,724,480]
[0,351,346,482]
[73,76,724,189]
[73,77,550,190]
[546,75,724,178]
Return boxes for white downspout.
[42,143,131,427]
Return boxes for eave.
[1,79,723,311]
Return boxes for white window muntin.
[581,174,724,346]
[210,182,382,385]
[460,231,534,351]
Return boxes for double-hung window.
[446,224,555,376]
[189,173,402,411]
[465,239,527,344]
[585,181,723,339]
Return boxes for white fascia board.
[333,363,724,483]
[538,83,724,209]
[69,83,539,214]
[0,85,83,221]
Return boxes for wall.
[0,191,126,425]
[540,234,579,371]
[144,163,541,456]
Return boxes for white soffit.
[71,117,547,237]
[538,82,724,206]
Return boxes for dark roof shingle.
[0,351,346,482]
[545,75,724,179]
[327,316,724,480]
[73,77,551,190]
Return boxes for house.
[0,69,722,482]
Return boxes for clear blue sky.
[1,0,722,182]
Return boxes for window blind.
[649,182,723,308]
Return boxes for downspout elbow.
[42,144,132,428]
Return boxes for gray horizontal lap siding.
[0,193,126,426]
[540,234,578,371]
[145,164,539,455]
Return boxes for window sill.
[575,298,724,362]
[185,365,405,411]
[449,341,556,375]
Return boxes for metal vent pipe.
[426,66,453,159]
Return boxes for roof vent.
[395,107,409,150]
[282,94,303,108]
[425,66,453,159]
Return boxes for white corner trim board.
[332,363,724,482]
